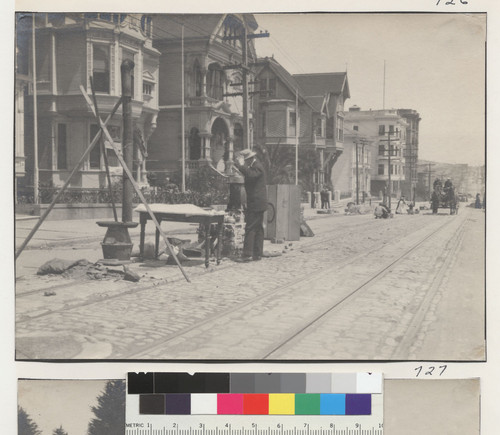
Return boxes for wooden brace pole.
[15,95,123,259]
[81,86,191,283]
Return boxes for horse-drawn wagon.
[430,178,459,215]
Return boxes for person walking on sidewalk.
[234,149,268,262]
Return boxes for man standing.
[234,149,267,262]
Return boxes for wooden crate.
[264,184,301,241]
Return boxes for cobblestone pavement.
[15,208,484,360]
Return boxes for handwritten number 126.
[436,0,469,5]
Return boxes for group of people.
[310,186,332,209]
[375,195,415,219]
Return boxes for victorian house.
[16,12,160,199]
[253,58,348,188]
[15,19,30,201]
[292,72,350,189]
[147,14,259,180]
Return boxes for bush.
[29,169,229,207]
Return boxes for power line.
[267,36,307,74]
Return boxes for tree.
[87,380,125,435]
[255,142,322,194]
[53,425,68,435]
[18,406,41,435]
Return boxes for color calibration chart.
[126,373,383,434]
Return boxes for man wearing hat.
[234,149,268,262]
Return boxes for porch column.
[201,68,208,97]
[226,135,234,175]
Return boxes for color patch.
[356,373,382,394]
[280,373,306,393]
[139,394,165,414]
[269,394,295,415]
[230,374,255,393]
[165,394,191,414]
[320,394,346,415]
[243,394,269,415]
[345,394,371,415]
[205,374,230,393]
[218,394,244,414]
[255,374,281,393]
[129,373,154,394]
[332,373,357,393]
[306,374,332,393]
[153,373,229,393]
[191,394,218,415]
[295,394,321,415]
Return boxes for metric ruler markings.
[126,428,383,435]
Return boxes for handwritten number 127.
[436,0,469,5]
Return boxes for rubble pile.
[36,257,141,281]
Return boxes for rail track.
[120,214,462,359]
[261,213,471,360]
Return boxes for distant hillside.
[417,160,484,196]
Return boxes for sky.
[18,379,107,435]
[253,13,486,166]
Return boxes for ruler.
[126,396,383,435]
[125,421,383,435]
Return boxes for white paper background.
[3,0,498,433]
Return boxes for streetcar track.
[261,213,470,359]
[390,215,470,359]
[120,216,455,359]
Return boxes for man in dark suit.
[234,149,268,262]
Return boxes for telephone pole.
[242,25,250,148]
[32,13,39,204]
[428,162,432,200]
[387,131,391,210]
[355,140,359,205]
[222,27,270,149]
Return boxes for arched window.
[93,45,110,93]
[207,63,225,101]
[189,128,201,161]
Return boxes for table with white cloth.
[134,204,225,268]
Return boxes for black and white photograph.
[14,12,486,361]
[18,379,125,435]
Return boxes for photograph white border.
[3,0,499,433]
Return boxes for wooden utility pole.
[181,24,186,191]
[355,140,359,205]
[121,59,135,223]
[295,88,299,185]
[242,25,250,149]
[361,139,366,202]
[428,162,432,200]
[387,131,392,211]
[32,13,39,204]
[222,27,269,149]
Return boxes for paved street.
[15,206,485,361]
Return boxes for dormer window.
[259,77,276,98]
